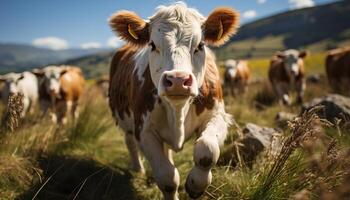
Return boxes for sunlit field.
[1,52,349,200]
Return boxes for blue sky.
[0,0,336,50]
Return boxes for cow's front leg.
[141,130,180,200]
[275,82,290,105]
[185,108,230,198]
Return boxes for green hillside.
[0,43,110,74]
[216,0,350,60]
[63,51,113,79]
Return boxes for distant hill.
[216,0,350,60]
[0,43,110,74]
[63,51,114,79]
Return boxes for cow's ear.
[276,51,286,59]
[32,69,44,77]
[203,7,239,47]
[18,74,24,80]
[299,51,307,59]
[60,69,68,76]
[109,11,149,46]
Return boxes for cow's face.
[0,73,24,96]
[224,59,238,78]
[33,66,67,98]
[109,3,239,103]
[277,50,307,77]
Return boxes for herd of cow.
[0,2,349,200]
[0,65,85,124]
[223,47,350,105]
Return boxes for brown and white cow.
[268,49,307,105]
[326,46,350,95]
[108,3,238,199]
[223,59,250,96]
[33,65,85,124]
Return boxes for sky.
[0,0,336,50]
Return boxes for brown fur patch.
[109,45,156,140]
[59,66,85,102]
[194,51,223,115]
[109,11,149,46]
[204,7,239,47]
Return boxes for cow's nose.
[163,72,193,96]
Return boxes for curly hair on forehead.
[149,2,205,26]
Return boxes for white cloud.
[289,0,315,9]
[32,37,68,50]
[80,42,101,49]
[242,10,257,19]
[257,0,266,4]
[107,36,124,48]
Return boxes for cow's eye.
[194,42,204,54]
[149,41,156,52]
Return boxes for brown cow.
[326,46,350,95]
[108,3,238,200]
[223,59,250,96]
[268,49,307,105]
[33,65,85,124]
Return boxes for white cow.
[108,2,239,200]
[0,72,38,117]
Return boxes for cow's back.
[18,72,38,101]
[60,67,85,101]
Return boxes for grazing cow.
[326,46,350,95]
[108,3,239,199]
[33,66,85,124]
[223,59,250,96]
[0,72,38,117]
[268,49,307,105]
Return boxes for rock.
[306,74,322,84]
[302,94,350,126]
[219,123,281,168]
[275,111,297,128]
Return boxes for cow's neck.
[162,99,191,152]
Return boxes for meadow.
[0,53,349,200]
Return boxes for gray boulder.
[302,94,350,125]
[219,123,281,168]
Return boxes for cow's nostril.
[164,77,173,88]
[183,76,192,87]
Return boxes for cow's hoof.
[185,179,204,199]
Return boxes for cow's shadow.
[18,154,137,200]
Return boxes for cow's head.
[0,73,25,96]
[276,49,307,77]
[109,3,239,103]
[224,59,238,78]
[33,66,67,98]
